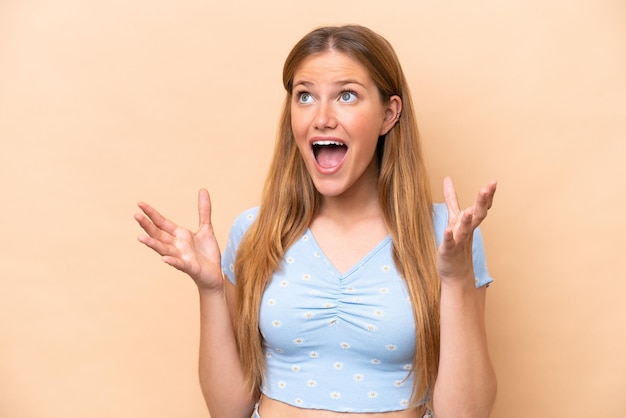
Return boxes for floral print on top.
[222,204,493,412]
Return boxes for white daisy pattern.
[220,205,493,411]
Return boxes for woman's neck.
[316,182,382,226]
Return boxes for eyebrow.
[292,79,366,89]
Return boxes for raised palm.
[135,189,223,291]
[437,177,497,284]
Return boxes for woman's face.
[290,50,401,200]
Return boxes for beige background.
[1,0,625,417]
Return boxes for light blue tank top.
[222,204,493,412]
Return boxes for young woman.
[135,25,497,418]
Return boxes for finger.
[456,208,475,242]
[472,180,497,225]
[137,201,178,235]
[442,177,461,212]
[197,188,212,228]
[441,209,474,250]
[162,255,189,273]
[137,234,177,258]
[442,177,463,229]
[441,227,456,251]
[134,212,174,244]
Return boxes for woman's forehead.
[292,50,372,85]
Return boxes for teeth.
[312,140,345,146]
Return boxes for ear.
[380,95,403,136]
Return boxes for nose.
[313,102,338,130]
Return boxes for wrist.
[440,274,478,294]
[196,281,226,298]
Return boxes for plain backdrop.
[1,0,625,417]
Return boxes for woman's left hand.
[437,176,497,286]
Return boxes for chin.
[311,181,347,198]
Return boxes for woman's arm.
[135,189,255,418]
[432,178,498,417]
[434,283,496,417]
[197,281,256,418]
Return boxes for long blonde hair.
[234,25,440,410]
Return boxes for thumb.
[197,188,212,228]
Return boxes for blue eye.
[339,91,357,103]
[298,92,313,104]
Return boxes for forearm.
[197,287,256,418]
[433,281,497,418]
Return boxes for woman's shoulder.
[431,203,448,241]
[234,206,260,221]
[432,202,447,215]
[229,206,260,234]
[432,202,448,226]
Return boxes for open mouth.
[312,140,347,169]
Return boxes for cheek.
[350,114,384,141]
[290,116,309,156]
[291,123,306,151]
[290,108,306,138]
[342,106,383,132]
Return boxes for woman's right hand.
[134,189,223,292]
